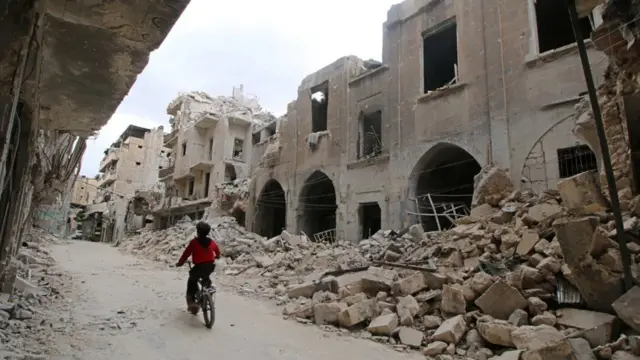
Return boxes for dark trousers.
[187,262,215,301]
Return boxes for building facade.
[247,0,608,242]
[154,87,273,228]
[71,175,99,207]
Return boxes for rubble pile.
[273,168,640,359]
[0,227,75,359]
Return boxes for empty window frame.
[252,133,260,145]
[233,138,244,160]
[311,82,329,132]
[208,138,214,161]
[557,144,597,178]
[181,143,187,156]
[534,0,594,53]
[422,19,458,93]
[358,111,383,159]
[188,179,195,196]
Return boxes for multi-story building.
[71,175,99,206]
[247,0,608,242]
[155,86,273,228]
[97,125,170,201]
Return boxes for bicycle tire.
[201,293,215,329]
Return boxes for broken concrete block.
[527,203,563,223]
[408,224,424,242]
[475,280,527,320]
[477,317,516,347]
[281,230,309,247]
[528,297,548,316]
[424,341,448,356]
[334,271,366,294]
[567,338,597,360]
[391,271,427,296]
[508,309,529,326]
[313,302,346,325]
[472,166,515,207]
[398,326,423,347]
[516,230,540,256]
[252,253,274,267]
[337,299,378,327]
[367,313,398,335]
[432,314,467,344]
[13,276,41,296]
[612,286,640,333]
[287,282,317,299]
[521,338,596,360]
[361,267,397,295]
[397,295,419,326]
[441,284,467,315]
[557,170,608,215]
[557,308,615,347]
[511,325,565,351]
[422,272,447,290]
[471,203,495,218]
[554,216,623,312]
[470,271,494,294]
[423,315,443,329]
[531,312,556,326]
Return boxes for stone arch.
[408,142,481,231]
[298,171,337,239]
[254,179,286,238]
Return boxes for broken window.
[233,138,244,161]
[188,179,195,196]
[252,133,260,145]
[311,82,329,132]
[224,164,237,182]
[208,138,213,161]
[535,0,593,53]
[358,111,383,159]
[135,162,141,166]
[557,145,597,178]
[181,143,187,156]
[359,203,381,240]
[137,145,143,149]
[204,172,211,196]
[266,124,276,137]
[423,19,458,93]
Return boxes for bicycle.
[187,262,217,329]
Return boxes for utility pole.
[565,0,634,291]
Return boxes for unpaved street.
[50,241,421,360]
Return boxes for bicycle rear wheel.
[201,293,215,329]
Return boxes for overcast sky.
[79,0,397,176]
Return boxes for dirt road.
[49,241,422,360]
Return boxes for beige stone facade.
[97,125,170,201]
[71,175,99,206]
[155,87,273,227]
[247,0,610,243]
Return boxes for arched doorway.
[299,171,337,240]
[408,143,481,231]
[254,179,286,238]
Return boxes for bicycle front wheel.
[201,293,215,329]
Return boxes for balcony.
[99,150,119,172]
[97,171,116,188]
[164,130,178,147]
[159,165,174,180]
[194,113,218,130]
[228,114,252,127]
[174,144,213,180]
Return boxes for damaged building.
[83,125,170,242]
[0,0,188,290]
[248,0,609,242]
[154,86,273,228]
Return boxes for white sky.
[80,0,398,176]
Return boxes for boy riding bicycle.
[175,221,221,313]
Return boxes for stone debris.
[116,168,640,359]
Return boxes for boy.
[175,221,221,312]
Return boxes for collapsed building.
[0,0,188,290]
[247,0,612,243]
[153,86,274,228]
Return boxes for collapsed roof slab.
[36,0,190,136]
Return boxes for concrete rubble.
[117,165,640,359]
[0,228,77,359]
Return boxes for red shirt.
[177,237,221,266]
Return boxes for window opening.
[224,164,237,182]
[233,138,244,161]
[358,111,383,159]
[311,82,329,132]
[423,19,458,93]
[188,179,195,196]
[204,172,211,196]
[208,138,214,160]
[135,162,141,166]
[535,0,593,53]
[181,143,187,156]
[557,145,597,178]
[252,133,260,145]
